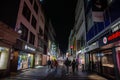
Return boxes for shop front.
[85,41,99,72]
[0,47,9,70]
[42,54,47,66]
[115,46,120,75]
[18,43,36,70]
[35,47,43,67]
[11,40,36,72]
[17,51,34,70]
[76,49,85,69]
[35,53,42,66]
[0,22,19,77]
[99,23,120,79]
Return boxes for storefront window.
[35,54,42,66]
[115,47,120,75]
[78,54,85,65]
[101,51,115,77]
[0,47,9,69]
[93,53,101,72]
[17,52,34,70]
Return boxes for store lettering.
[108,31,120,41]
[25,45,35,51]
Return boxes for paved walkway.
[1,66,51,80]
[1,65,108,80]
[43,65,108,80]
[60,66,108,80]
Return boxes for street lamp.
[17,29,22,34]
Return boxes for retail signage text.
[102,30,120,45]
[25,45,35,52]
[108,31,120,41]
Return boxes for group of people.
[64,58,79,74]
[47,58,79,74]
[47,59,58,70]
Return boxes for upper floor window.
[29,32,35,45]
[29,0,33,4]
[20,23,28,41]
[31,15,37,29]
[22,2,31,22]
[39,26,43,36]
[34,1,38,14]
[40,15,44,23]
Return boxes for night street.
[0,0,120,80]
[1,65,107,80]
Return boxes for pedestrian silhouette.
[76,59,79,72]
[71,59,76,73]
[64,58,71,74]
[47,59,51,71]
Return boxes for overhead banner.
[92,0,107,22]
[92,0,108,11]
[92,11,104,22]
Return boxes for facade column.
[112,47,120,80]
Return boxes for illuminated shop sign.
[102,30,120,44]
[103,37,107,44]
[85,41,99,52]
[108,31,120,41]
[25,45,36,52]
[100,21,120,46]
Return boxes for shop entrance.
[17,52,34,70]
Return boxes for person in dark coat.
[76,59,79,72]
[64,58,71,74]
[71,59,76,73]
[47,59,51,69]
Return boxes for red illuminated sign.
[108,31,120,41]
[70,46,73,49]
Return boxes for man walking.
[64,58,71,74]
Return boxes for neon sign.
[108,31,120,41]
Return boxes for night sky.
[42,0,77,53]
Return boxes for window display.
[17,52,33,70]
[101,51,115,76]
[115,47,120,75]
[93,53,101,72]
[0,47,9,69]
[35,54,42,66]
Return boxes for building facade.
[74,0,86,67]
[0,0,45,76]
[0,22,19,77]
[84,0,120,79]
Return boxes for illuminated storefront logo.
[108,31,120,41]
[103,31,120,44]
[25,45,36,52]
[103,37,107,44]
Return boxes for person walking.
[76,59,79,72]
[71,59,76,73]
[64,58,71,74]
[47,59,51,71]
